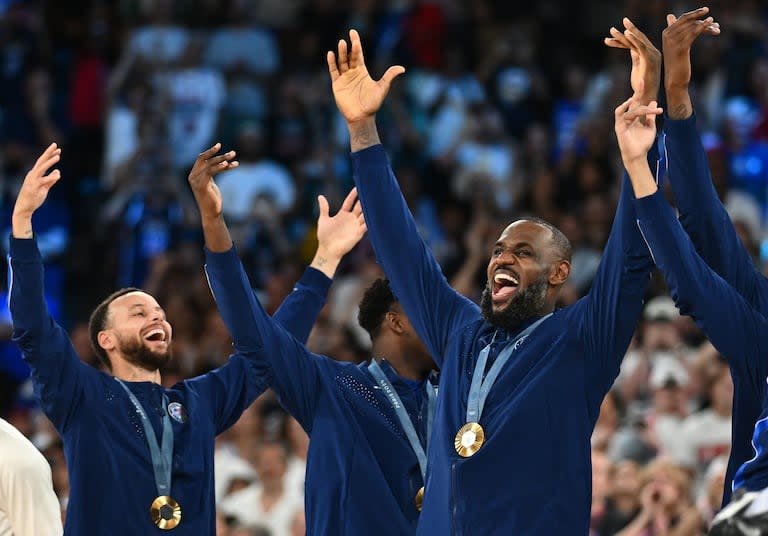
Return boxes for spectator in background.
[220,440,301,535]
[162,39,226,170]
[216,122,296,223]
[127,0,189,65]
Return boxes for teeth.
[494,273,519,285]
[146,329,165,341]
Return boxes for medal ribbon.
[465,313,552,424]
[116,379,174,497]
[368,361,437,479]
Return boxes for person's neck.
[111,359,162,384]
[373,350,430,383]
[262,481,283,498]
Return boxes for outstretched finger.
[327,51,340,81]
[340,187,358,212]
[198,143,222,161]
[38,152,61,174]
[624,104,663,121]
[624,30,647,52]
[317,195,330,219]
[666,13,677,27]
[623,18,656,49]
[207,151,237,167]
[349,29,365,69]
[605,27,631,49]
[338,39,349,73]
[352,200,363,216]
[212,160,238,173]
[35,143,59,167]
[615,97,632,120]
[41,169,61,186]
[677,6,709,22]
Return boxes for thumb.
[379,65,406,90]
[317,195,330,219]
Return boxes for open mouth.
[144,328,167,343]
[492,272,519,302]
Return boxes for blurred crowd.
[0,0,767,534]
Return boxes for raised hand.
[614,96,663,167]
[311,188,367,278]
[317,188,367,260]
[662,7,720,118]
[187,142,238,220]
[327,29,405,126]
[12,143,62,238]
[604,18,661,105]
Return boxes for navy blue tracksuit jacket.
[635,190,768,495]
[663,114,768,502]
[352,144,655,535]
[205,247,434,536]
[8,237,329,535]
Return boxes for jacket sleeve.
[351,144,479,367]
[567,167,656,405]
[271,266,332,344]
[204,246,330,431]
[665,115,768,309]
[635,189,768,389]
[8,237,88,432]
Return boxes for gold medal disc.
[415,486,425,511]
[454,422,485,457]
[150,495,182,530]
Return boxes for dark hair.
[516,216,573,262]
[88,287,142,370]
[357,278,398,341]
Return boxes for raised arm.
[328,30,479,366]
[9,144,88,431]
[571,23,660,396]
[660,10,768,306]
[187,145,365,342]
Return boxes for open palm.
[14,143,62,217]
[317,188,367,258]
[327,29,405,124]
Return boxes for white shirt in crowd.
[0,418,62,536]
[219,483,302,535]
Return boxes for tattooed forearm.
[348,118,381,152]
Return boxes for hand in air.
[187,143,238,219]
[604,18,661,104]
[316,187,367,259]
[614,96,663,165]
[327,29,405,124]
[13,143,62,218]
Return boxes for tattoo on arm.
[349,120,381,152]
[316,257,327,266]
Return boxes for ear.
[97,330,116,353]
[385,311,405,335]
[548,259,571,287]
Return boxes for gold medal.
[150,496,182,530]
[454,422,485,457]
[415,486,425,511]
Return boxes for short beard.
[117,333,172,372]
[480,274,549,331]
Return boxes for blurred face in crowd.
[481,220,570,330]
[254,443,288,490]
[612,460,642,499]
[710,365,734,416]
[100,292,173,371]
[643,461,690,510]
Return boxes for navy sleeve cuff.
[633,188,669,222]
[351,143,387,167]
[297,267,332,297]
[8,236,41,262]
[663,111,698,134]
[203,245,239,271]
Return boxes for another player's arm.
[9,144,88,431]
[330,30,478,366]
